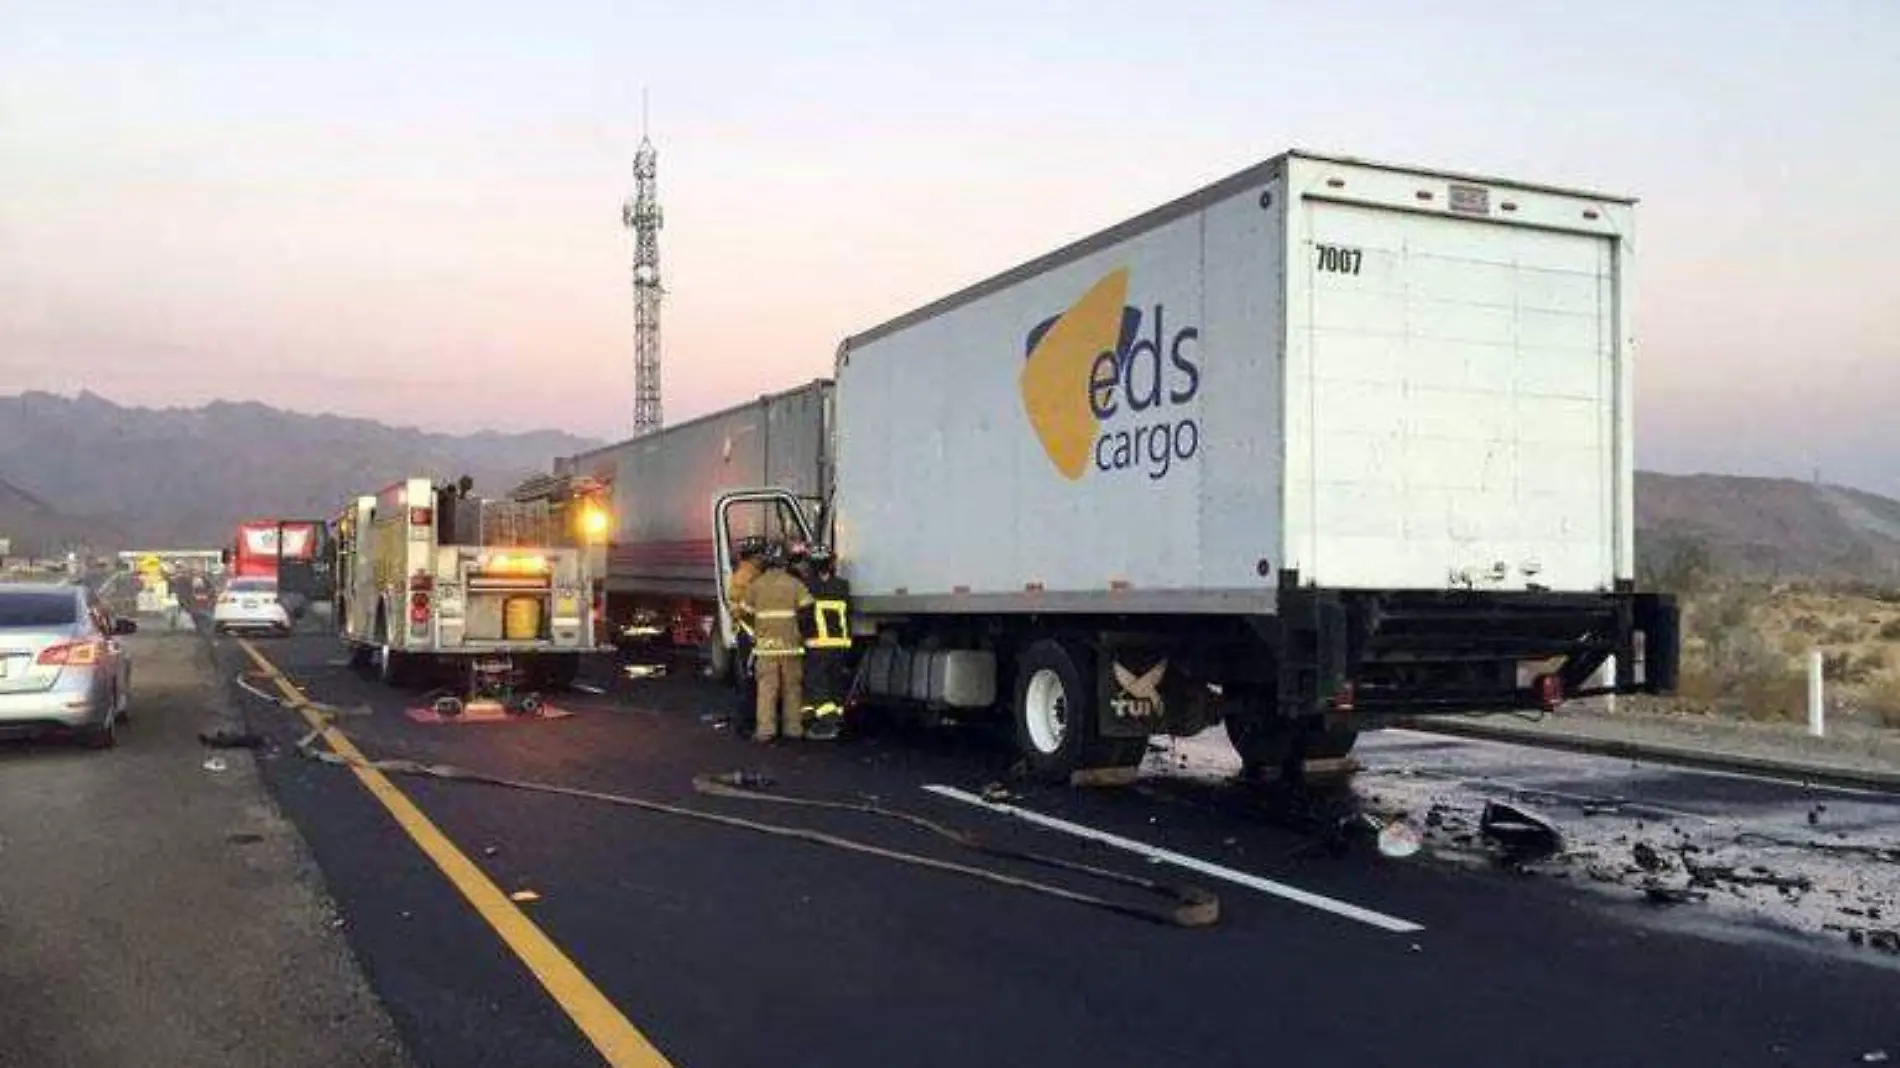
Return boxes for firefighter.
[798,547,852,741]
[725,536,767,724]
[740,541,814,741]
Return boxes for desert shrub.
[1824,621,1863,645]
[1638,532,1718,595]
[1702,623,1806,721]
[1791,614,1826,635]
[1839,581,1900,606]
[1879,619,1900,642]
[1702,590,1754,634]
[1868,675,1900,730]
[1742,671,1812,723]
[1823,651,1881,685]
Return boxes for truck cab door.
[711,488,818,653]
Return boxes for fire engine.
[332,477,610,701]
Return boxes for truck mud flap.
[1633,593,1681,695]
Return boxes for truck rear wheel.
[532,654,580,691]
[1011,639,1143,784]
[1225,714,1360,778]
[376,644,416,688]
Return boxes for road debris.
[1683,862,1813,892]
[979,783,1018,804]
[1479,801,1562,863]
[624,663,667,680]
[1641,885,1706,906]
[199,727,265,749]
[509,890,542,903]
[1632,842,1669,874]
[1377,819,1423,859]
[202,756,228,773]
[570,682,607,695]
[1133,729,1900,959]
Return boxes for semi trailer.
[560,150,1682,781]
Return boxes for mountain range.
[2,391,1897,586]
[0,391,600,553]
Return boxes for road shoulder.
[1393,704,1900,793]
[0,630,413,1068]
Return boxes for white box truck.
[568,150,1682,781]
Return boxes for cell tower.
[622,95,664,435]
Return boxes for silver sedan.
[0,582,136,748]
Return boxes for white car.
[0,581,136,748]
[212,577,291,635]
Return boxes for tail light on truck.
[408,571,433,633]
[1533,673,1563,711]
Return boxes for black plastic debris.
[1868,930,1900,955]
[199,728,265,749]
[1642,885,1705,906]
[1632,842,1669,874]
[1479,801,1562,863]
[1684,862,1813,892]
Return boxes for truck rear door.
[1285,165,1629,594]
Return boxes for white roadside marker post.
[1808,650,1826,738]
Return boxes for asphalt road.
[0,629,410,1068]
[197,628,1900,1068]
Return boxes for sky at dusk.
[2,0,1895,494]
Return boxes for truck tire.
[375,644,413,688]
[1225,714,1360,778]
[1305,726,1360,761]
[1224,712,1296,775]
[1010,639,1143,783]
[533,654,580,691]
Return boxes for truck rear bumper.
[1271,585,1680,718]
[408,645,606,657]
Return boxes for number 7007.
[1314,244,1363,275]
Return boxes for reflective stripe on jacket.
[742,567,813,655]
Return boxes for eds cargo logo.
[1018,267,1202,482]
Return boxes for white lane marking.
[924,784,1426,934]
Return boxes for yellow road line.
[236,639,673,1068]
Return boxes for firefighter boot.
[804,701,843,741]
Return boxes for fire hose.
[238,673,1220,929]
